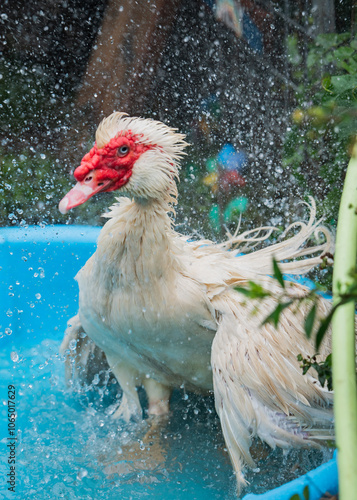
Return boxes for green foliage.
[285,32,357,225]
[0,151,70,226]
[297,353,333,391]
[0,57,76,140]
[1,60,52,137]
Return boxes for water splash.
[1,338,333,499]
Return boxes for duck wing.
[60,314,109,386]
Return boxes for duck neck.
[95,196,180,285]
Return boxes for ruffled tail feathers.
[200,197,333,279]
[211,290,334,495]
[214,369,334,495]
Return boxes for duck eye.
[117,145,130,157]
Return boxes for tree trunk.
[75,0,181,129]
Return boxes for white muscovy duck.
[59,112,334,492]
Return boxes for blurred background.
[0,0,356,242]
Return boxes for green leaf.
[334,46,355,61]
[304,303,317,338]
[307,51,319,68]
[303,485,310,500]
[273,258,285,289]
[325,353,332,366]
[315,33,341,49]
[302,365,311,375]
[262,301,293,328]
[331,75,357,94]
[234,286,253,297]
[321,75,332,93]
[235,282,271,299]
[318,372,326,387]
[315,311,334,351]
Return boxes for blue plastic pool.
[0,226,337,499]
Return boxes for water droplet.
[69,339,77,351]
[77,468,88,480]
[11,351,19,362]
[35,293,41,300]
[6,309,12,317]
[5,328,12,335]
[92,373,100,385]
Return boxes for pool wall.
[242,450,338,500]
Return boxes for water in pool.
[1,336,333,500]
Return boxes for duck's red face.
[59,133,151,214]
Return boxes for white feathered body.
[77,198,217,392]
